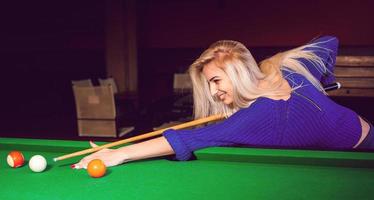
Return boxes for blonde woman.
[73,36,372,169]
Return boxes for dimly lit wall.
[0,2,106,136]
[137,0,374,105]
[138,0,374,48]
[0,2,106,119]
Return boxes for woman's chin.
[222,99,233,105]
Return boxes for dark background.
[0,0,373,140]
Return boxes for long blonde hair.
[189,38,333,119]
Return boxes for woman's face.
[202,62,233,105]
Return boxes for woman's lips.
[218,92,226,100]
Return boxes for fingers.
[72,141,98,169]
[90,141,109,153]
[71,163,81,169]
[71,162,85,170]
[72,157,90,169]
[90,141,98,148]
[71,141,107,170]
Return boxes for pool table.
[1,137,374,200]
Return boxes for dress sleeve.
[299,36,339,85]
[163,99,275,161]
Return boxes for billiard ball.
[87,159,106,178]
[7,151,25,168]
[29,155,47,172]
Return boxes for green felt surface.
[1,137,374,200]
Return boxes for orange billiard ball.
[7,151,25,168]
[87,159,107,178]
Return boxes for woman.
[73,36,372,169]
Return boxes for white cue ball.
[29,155,47,172]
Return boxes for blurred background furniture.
[72,83,134,137]
[153,73,193,130]
[71,79,93,87]
[98,77,119,94]
[328,56,374,97]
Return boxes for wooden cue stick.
[53,114,224,162]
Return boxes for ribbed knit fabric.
[163,36,362,161]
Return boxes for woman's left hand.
[72,141,128,169]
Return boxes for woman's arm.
[74,137,175,169]
[119,136,175,161]
[74,100,274,168]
